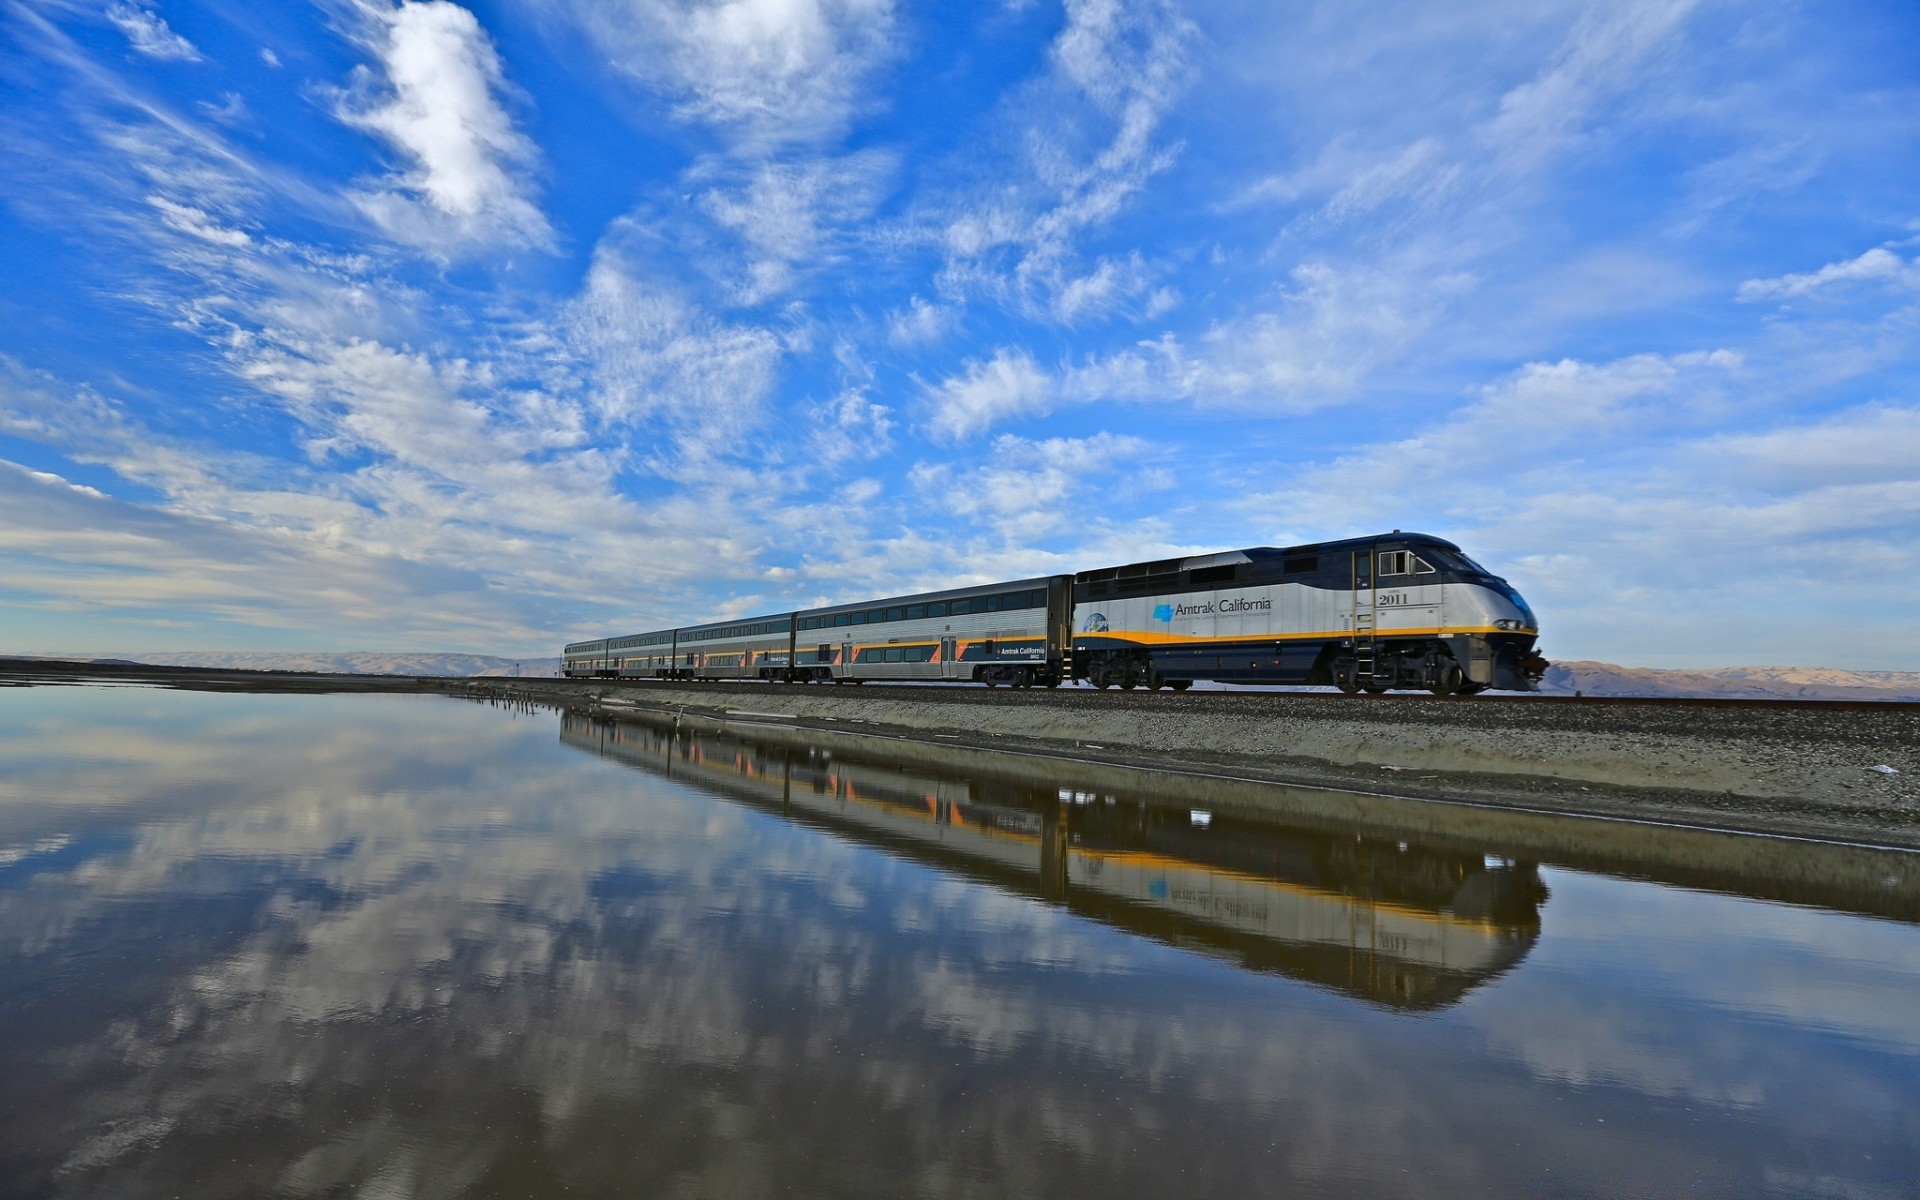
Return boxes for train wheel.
[1429,661,1464,696]
[1169,679,1192,691]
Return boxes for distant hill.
[1539,661,1920,701]
[49,652,562,678]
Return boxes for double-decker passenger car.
[790,576,1068,686]
[561,530,1546,693]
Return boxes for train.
[563,530,1548,695]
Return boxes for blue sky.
[2,0,1917,667]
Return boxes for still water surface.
[1,687,1917,1197]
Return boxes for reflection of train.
[559,712,1545,1010]
[563,532,1547,694]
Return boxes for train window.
[886,607,904,622]
[849,612,866,625]
[1413,555,1436,574]
[868,609,885,624]
[984,595,1001,612]
[1002,592,1025,610]
[1378,551,1411,576]
[1284,556,1318,575]
[801,617,816,631]
[884,647,905,663]
[1030,590,1046,607]
[831,613,847,626]
[905,645,934,662]
[929,602,947,617]
[906,605,926,620]
[951,598,972,615]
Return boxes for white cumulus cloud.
[334,0,553,253]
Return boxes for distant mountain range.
[31,652,563,678]
[12,652,1920,700]
[1538,661,1920,701]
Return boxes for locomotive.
[563,531,1547,695]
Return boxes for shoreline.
[7,659,1917,851]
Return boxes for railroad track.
[6,660,1916,713]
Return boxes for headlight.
[1494,619,1525,631]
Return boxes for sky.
[1,0,1916,668]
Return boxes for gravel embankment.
[542,680,1920,847]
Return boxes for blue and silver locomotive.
[563,531,1547,695]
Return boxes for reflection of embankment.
[560,712,1545,1011]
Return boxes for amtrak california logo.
[1152,604,1174,622]
[1082,612,1109,632]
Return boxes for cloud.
[333,0,553,253]
[1705,403,1920,491]
[0,458,539,643]
[1482,0,1698,168]
[921,261,1455,441]
[563,243,784,441]
[808,387,893,464]
[694,150,893,303]
[885,295,957,347]
[1737,247,1920,302]
[910,431,1151,544]
[1246,349,1744,535]
[553,0,897,146]
[105,2,202,62]
[922,348,1053,441]
[931,0,1194,320]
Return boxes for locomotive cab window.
[1378,550,1412,575]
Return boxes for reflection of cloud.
[2,690,1917,1196]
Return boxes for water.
[1,687,1917,1198]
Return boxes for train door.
[940,635,959,680]
[1046,574,1072,682]
[1351,546,1377,682]
[840,640,853,680]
